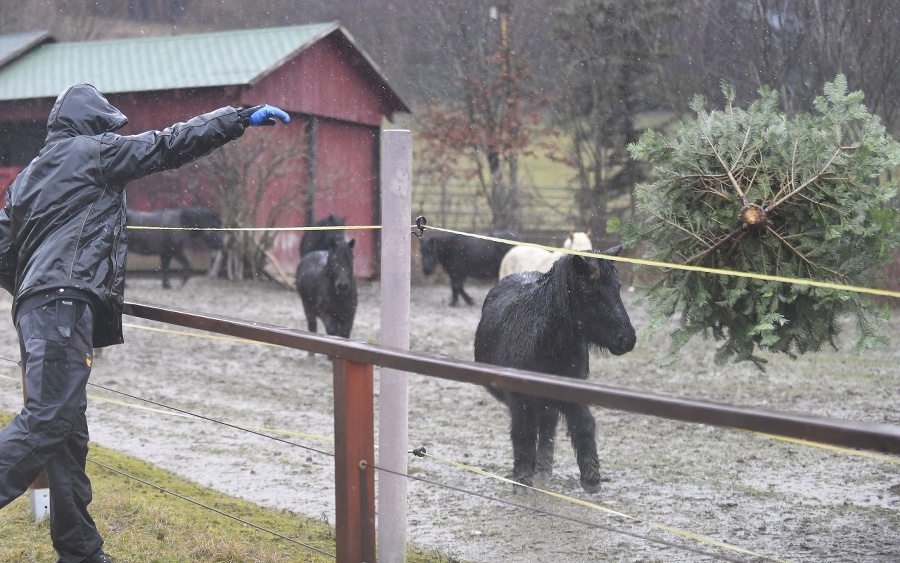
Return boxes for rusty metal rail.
[123,300,900,561]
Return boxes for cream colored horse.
[498,231,592,279]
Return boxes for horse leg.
[330,310,354,339]
[451,275,474,306]
[298,302,318,357]
[159,254,173,289]
[449,275,461,307]
[562,402,602,493]
[535,406,559,482]
[173,247,192,286]
[460,285,475,306]
[300,299,317,332]
[508,399,538,491]
[321,314,340,337]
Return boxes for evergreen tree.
[623,76,900,369]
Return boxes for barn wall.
[313,118,379,278]
[0,97,52,122]
[253,116,312,280]
[108,87,381,281]
[250,34,391,127]
[104,89,380,281]
[0,27,404,283]
[62,88,239,211]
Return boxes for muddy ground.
[1,270,898,562]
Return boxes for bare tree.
[413,1,552,230]
[548,0,680,234]
[165,131,306,282]
[658,0,900,133]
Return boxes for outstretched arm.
[101,104,290,186]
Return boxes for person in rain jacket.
[0,83,289,563]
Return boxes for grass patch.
[0,413,454,562]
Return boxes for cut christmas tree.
[623,76,900,369]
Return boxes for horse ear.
[602,245,623,257]
[348,238,355,249]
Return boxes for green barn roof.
[0,23,346,101]
[0,30,51,69]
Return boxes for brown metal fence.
[122,299,900,563]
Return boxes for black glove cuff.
[237,105,265,127]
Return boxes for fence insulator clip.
[409,446,427,457]
[413,216,427,238]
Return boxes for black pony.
[296,238,358,349]
[300,214,346,257]
[419,231,518,306]
[474,246,636,493]
[127,207,223,289]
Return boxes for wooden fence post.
[333,358,376,562]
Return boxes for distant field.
[410,131,584,234]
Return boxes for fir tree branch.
[722,230,747,262]
[765,224,842,279]
[685,226,743,266]
[645,208,712,247]
[766,144,859,212]
[703,132,750,205]
[769,138,801,205]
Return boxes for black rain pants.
[0,298,104,562]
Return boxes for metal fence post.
[378,128,412,561]
[333,358,376,562]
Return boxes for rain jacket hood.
[0,84,246,346]
[45,83,129,143]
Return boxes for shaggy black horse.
[296,238,358,350]
[300,214,346,257]
[127,207,223,289]
[474,246,636,493]
[419,231,518,306]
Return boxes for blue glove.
[240,104,290,126]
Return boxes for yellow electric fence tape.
[125,222,900,298]
[427,226,900,300]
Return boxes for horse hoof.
[511,481,534,494]
[580,472,603,494]
[514,484,534,495]
[510,472,534,493]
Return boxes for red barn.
[0,24,410,278]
